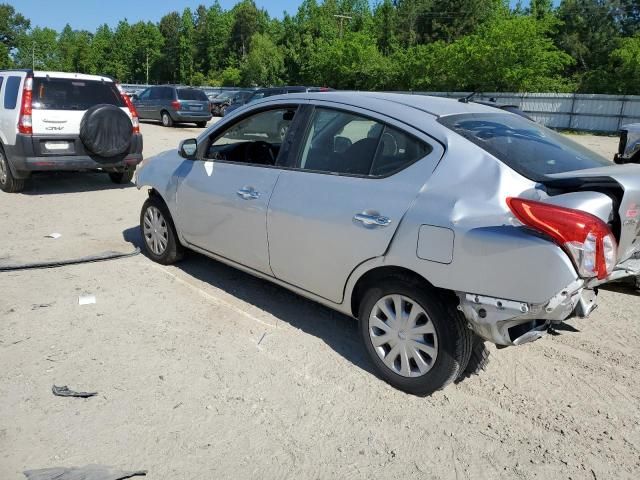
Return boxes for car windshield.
[177,88,208,101]
[32,78,124,110]
[438,113,611,180]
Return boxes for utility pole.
[32,42,35,69]
[333,14,353,38]
[146,50,149,85]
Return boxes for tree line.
[1,0,639,94]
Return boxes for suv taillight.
[507,197,617,280]
[18,76,33,135]
[116,83,140,134]
[171,100,181,110]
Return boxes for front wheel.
[359,279,473,396]
[140,196,184,264]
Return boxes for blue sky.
[9,1,528,32]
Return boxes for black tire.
[161,111,174,127]
[359,279,473,396]
[196,121,207,128]
[456,335,490,383]
[140,196,184,264]
[80,104,133,157]
[0,145,25,193]
[109,170,134,184]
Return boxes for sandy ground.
[1,121,639,480]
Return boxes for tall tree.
[0,3,30,67]
[159,12,181,83]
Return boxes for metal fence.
[409,91,640,133]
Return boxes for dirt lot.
[1,123,638,480]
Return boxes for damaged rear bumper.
[457,279,595,346]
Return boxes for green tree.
[159,12,181,82]
[229,0,267,59]
[130,22,164,83]
[0,3,30,67]
[179,8,196,83]
[14,27,59,70]
[240,33,284,86]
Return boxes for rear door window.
[3,76,22,110]
[438,113,610,180]
[298,108,430,177]
[177,88,208,101]
[32,78,124,110]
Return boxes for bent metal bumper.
[456,279,595,347]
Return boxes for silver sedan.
[136,92,640,395]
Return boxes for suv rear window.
[438,113,610,181]
[176,88,208,101]
[32,78,124,110]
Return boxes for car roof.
[32,71,115,82]
[280,91,504,118]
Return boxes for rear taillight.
[18,76,33,135]
[171,100,181,110]
[507,197,617,280]
[116,83,140,134]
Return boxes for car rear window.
[32,78,124,110]
[177,88,208,101]
[438,113,610,181]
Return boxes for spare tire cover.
[80,104,133,158]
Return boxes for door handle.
[236,187,260,200]
[353,212,392,228]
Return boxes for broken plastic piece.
[52,385,97,398]
[23,464,146,480]
[78,295,96,306]
[45,233,62,239]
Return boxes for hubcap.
[369,294,438,378]
[143,206,169,255]
[0,153,7,184]
[163,114,169,126]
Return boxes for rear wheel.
[196,121,207,128]
[0,146,25,193]
[161,111,174,127]
[109,170,134,185]
[456,335,490,383]
[359,279,473,396]
[140,196,184,264]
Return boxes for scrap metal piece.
[23,464,146,480]
[52,385,97,398]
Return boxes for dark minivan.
[132,85,212,128]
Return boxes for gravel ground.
[1,121,638,480]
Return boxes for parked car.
[224,86,330,116]
[209,90,240,116]
[136,92,640,395]
[0,69,143,193]
[615,124,640,164]
[132,85,212,128]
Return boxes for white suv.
[0,70,143,193]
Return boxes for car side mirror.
[179,138,198,159]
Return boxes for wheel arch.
[348,264,457,318]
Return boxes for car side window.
[3,76,22,110]
[205,108,297,166]
[138,89,150,100]
[149,88,160,100]
[298,108,430,177]
[299,108,382,176]
[163,87,175,100]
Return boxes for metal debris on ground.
[44,233,62,239]
[23,464,147,480]
[52,385,98,398]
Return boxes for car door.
[174,104,302,275]
[267,104,444,303]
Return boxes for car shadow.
[19,171,135,195]
[122,226,373,374]
[600,281,640,297]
